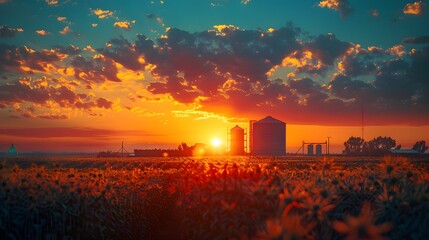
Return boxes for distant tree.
[363,136,396,155]
[344,137,364,155]
[412,140,428,153]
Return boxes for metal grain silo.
[230,125,245,155]
[316,144,322,155]
[250,116,286,156]
[307,144,314,155]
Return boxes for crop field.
[1,156,429,240]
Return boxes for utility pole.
[361,107,364,140]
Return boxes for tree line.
[344,137,427,155]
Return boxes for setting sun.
[211,138,222,147]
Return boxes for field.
[1,156,429,240]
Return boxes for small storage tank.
[251,116,286,156]
[307,144,314,155]
[316,144,322,155]
[230,125,245,155]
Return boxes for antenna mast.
[361,107,364,140]
[117,141,129,157]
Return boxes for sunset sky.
[1,0,428,153]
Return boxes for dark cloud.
[318,0,353,18]
[306,33,351,65]
[0,44,61,73]
[329,74,375,104]
[71,55,121,82]
[134,25,301,101]
[98,36,142,71]
[0,77,114,118]
[0,25,22,38]
[338,46,380,77]
[403,36,429,44]
[146,13,156,19]
[55,44,82,55]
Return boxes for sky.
[0,0,428,153]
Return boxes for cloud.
[0,77,115,118]
[102,26,428,125]
[318,0,353,18]
[70,54,121,83]
[35,30,50,36]
[403,1,426,15]
[113,21,135,30]
[337,50,377,77]
[386,45,406,57]
[91,23,98,27]
[0,25,23,38]
[45,0,58,5]
[403,35,429,44]
[90,8,114,19]
[57,16,67,21]
[19,113,68,120]
[98,36,142,71]
[0,127,144,138]
[0,44,63,73]
[54,44,81,55]
[59,26,71,35]
[306,33,352,65]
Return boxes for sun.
[211,138,222,147]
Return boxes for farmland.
[1,156,429,239]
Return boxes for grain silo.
[230,125,245,155]
[316,144,322,155]
[250,116,286,156]
[307,144,314,155]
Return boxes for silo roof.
[231,125,243,130]
[255,116,285,124]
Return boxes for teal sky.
[1,1,428,49]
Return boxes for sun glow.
[211,138,222,147]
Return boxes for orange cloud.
[403,1,426,15]
[57,16,66,21]
[91,8,113,19]
[45,0,58,5]
[386,45,406,57]
[113,21,133,30]
[59,26,71,35]
[91,23,98,27]
[318,0,353,17]
[35,29,49,36]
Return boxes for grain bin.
[316,144,322,155]
[230,125,245,155]
[307,144,314,155]
[250,116,286,156]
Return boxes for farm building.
[250,116,286,156]
[230,125,246,155]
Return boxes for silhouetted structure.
[250,116,286,156]
[8,144,17,157]
[308,144,314,155]
[316,144,322,155]
[230,125,245,155]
